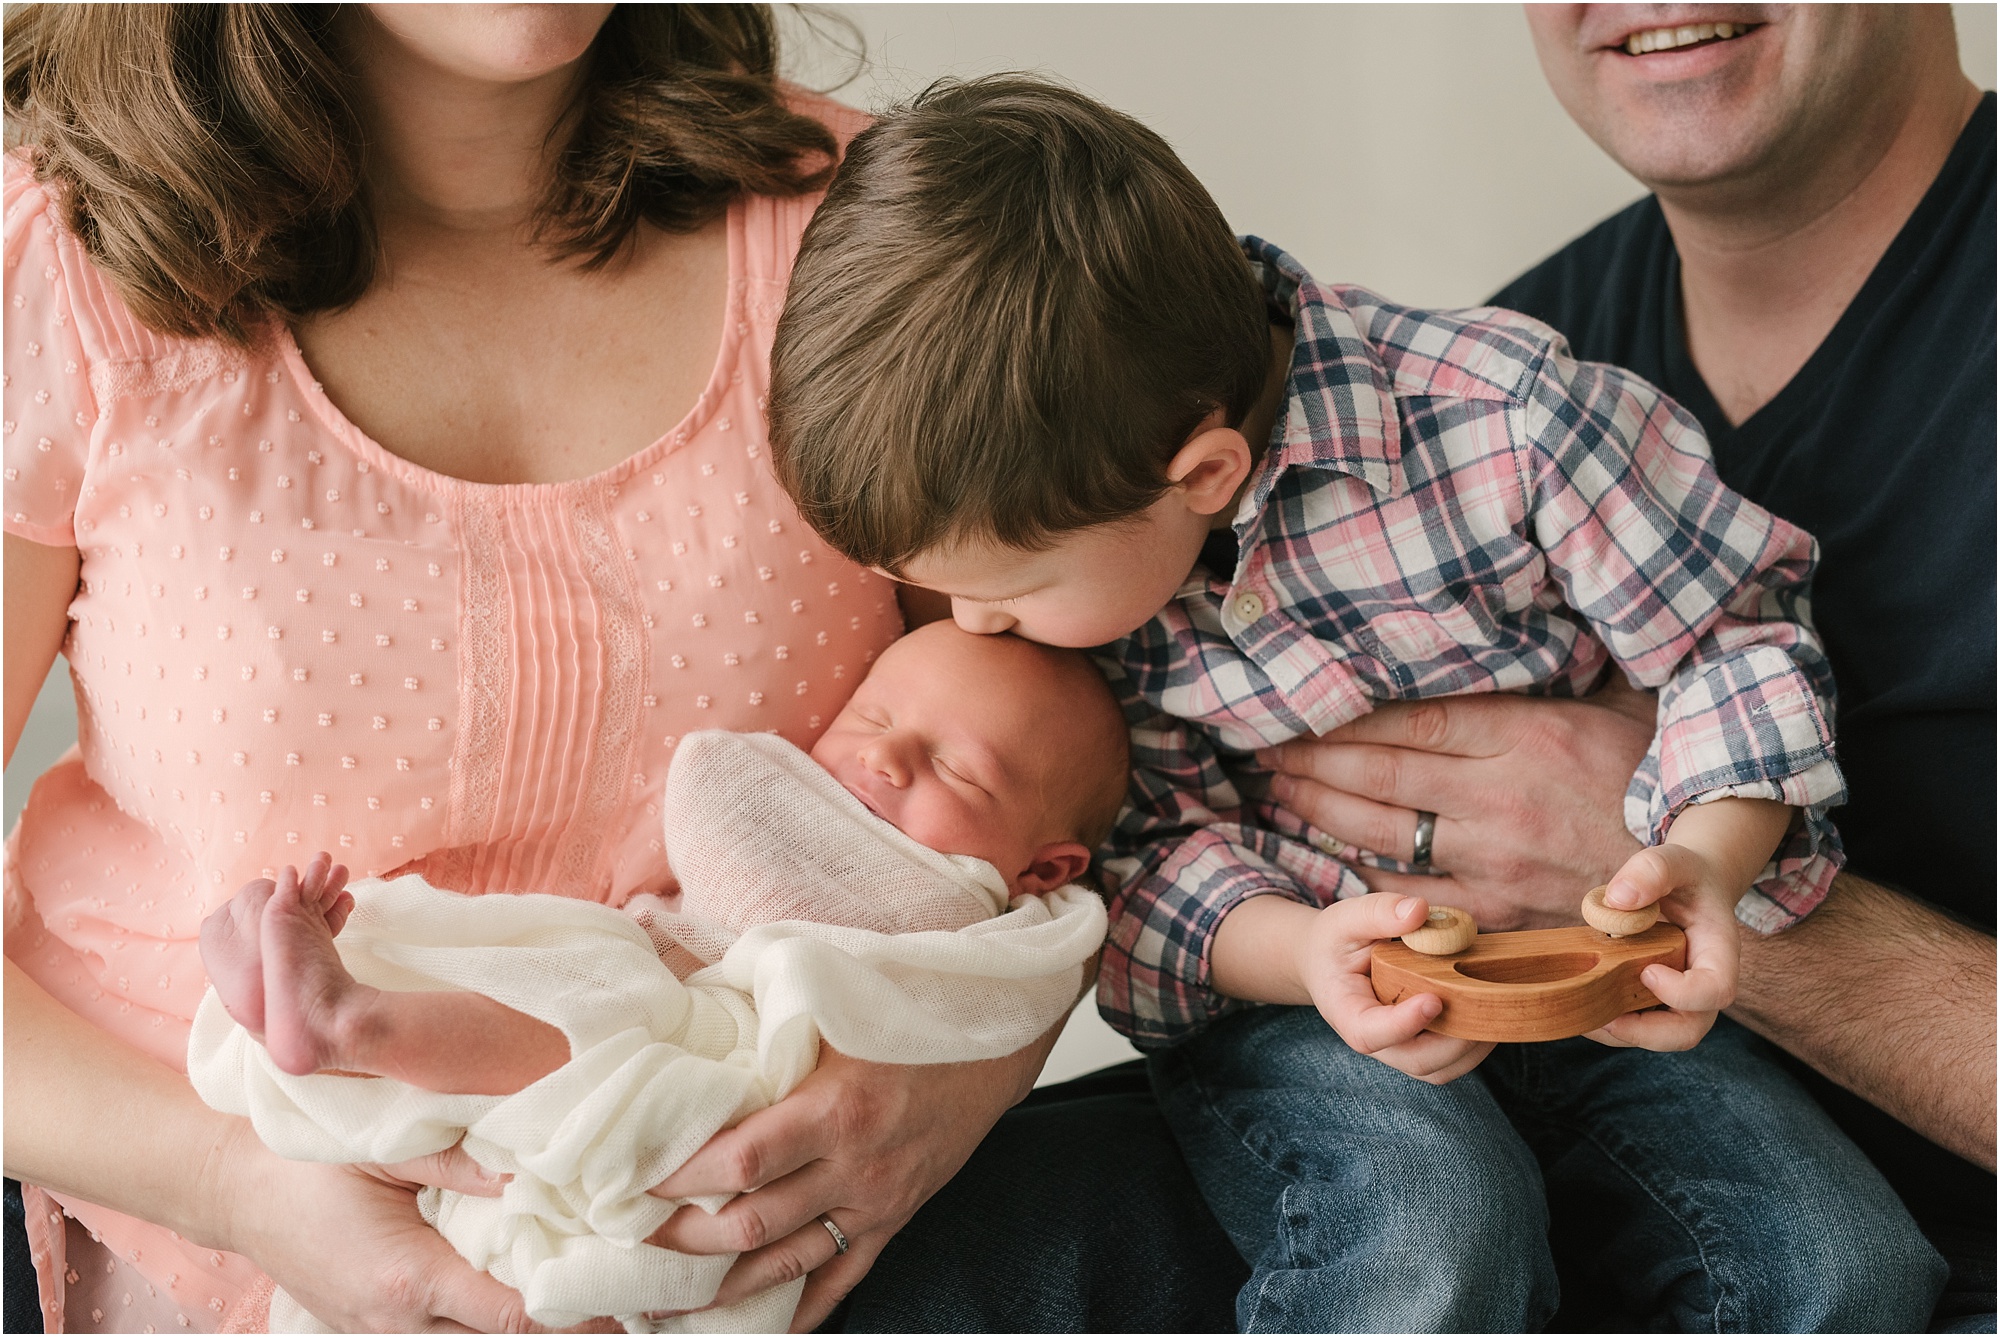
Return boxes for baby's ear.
[1014,842,1093,897]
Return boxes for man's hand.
[640,1042,1044,1331]
[1292,893,1494,1085]
[1257,685,1654,929]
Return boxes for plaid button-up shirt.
[1097,239,1845,1050]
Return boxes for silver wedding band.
[1411,810,1437,870]
[820,1214,850,1256]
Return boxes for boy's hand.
[1586,843,1740,1051]
[1296,892,1494,1085]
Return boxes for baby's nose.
[861,738,913,786]
[951,599,1017,636]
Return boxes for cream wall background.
[6,4,1995,1084]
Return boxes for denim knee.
[1490,1024,1950,1333]
[1726,1195,1947,1333]
[1239,1156,1556,1332]
[1151,1006,1560,1332]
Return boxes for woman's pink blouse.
[2,96,899,1331]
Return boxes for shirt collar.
[1239,237,1406,529]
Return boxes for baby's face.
[809,623,1091,894]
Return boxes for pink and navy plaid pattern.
[1097,239,1845,1049]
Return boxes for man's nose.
[952,599,1017,635]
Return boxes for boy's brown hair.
[769,75,1269,574]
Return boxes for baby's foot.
[200,878,277,1036]
[260,855,366,1077]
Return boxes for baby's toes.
[316,862,350,916]
[324,889,355,938]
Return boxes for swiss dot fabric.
[2,92,899,1332]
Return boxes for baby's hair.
[769,73,1270,575]
[1047,651,1131,853]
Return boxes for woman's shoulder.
[5,150,220,373]
[5,151,258,547]
[784,84,873,150]
[740,87,872,285]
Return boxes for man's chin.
[1586,80,1789,193]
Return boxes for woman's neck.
[338,11,585,245]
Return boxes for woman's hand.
[227,1128,537,1334]
[642,1042,1045,1332]
[1257,684,1655,930]
[367,1143,512,1199]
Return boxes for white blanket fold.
[186,731,1107,1333]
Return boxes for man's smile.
[1615,18,1761,56]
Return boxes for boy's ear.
[1165,419,1254,518]
[1013,841,1094,897]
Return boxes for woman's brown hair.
[2,4,837,344]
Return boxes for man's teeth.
[1624,21,1744,55]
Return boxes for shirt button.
[1232,591,1266,623]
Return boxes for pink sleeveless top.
[4,95,899,1332]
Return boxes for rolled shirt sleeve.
[1520,343,1845,930]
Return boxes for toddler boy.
[767,76,1945,1331]
[192,623,1124,1331]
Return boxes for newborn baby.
[189,623,1127,1333]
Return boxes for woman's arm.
[4,984,533,1334]
[4,533,77,766]
[6,533,532,1331]
[645,1001,1069,1330]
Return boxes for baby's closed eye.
[932,754,988,792]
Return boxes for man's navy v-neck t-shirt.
[1496,95,1994,927]
[1493,94,1995,1230]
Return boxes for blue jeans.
[830,1061,1246,1331]
[1149,1006,1948,1333]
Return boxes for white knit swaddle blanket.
[186,731,1107,1332]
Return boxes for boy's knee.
[1726,1209,1947,1331]
[1245,1158,1556,1330]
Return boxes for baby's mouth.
[1617,20,1760,56]
[842,779,887,819]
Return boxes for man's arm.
[1262,690,1997,1168]
[1729,872,1993,1170]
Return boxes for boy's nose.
[951,599,1017,636]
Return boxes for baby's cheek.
[894,793,982,862]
